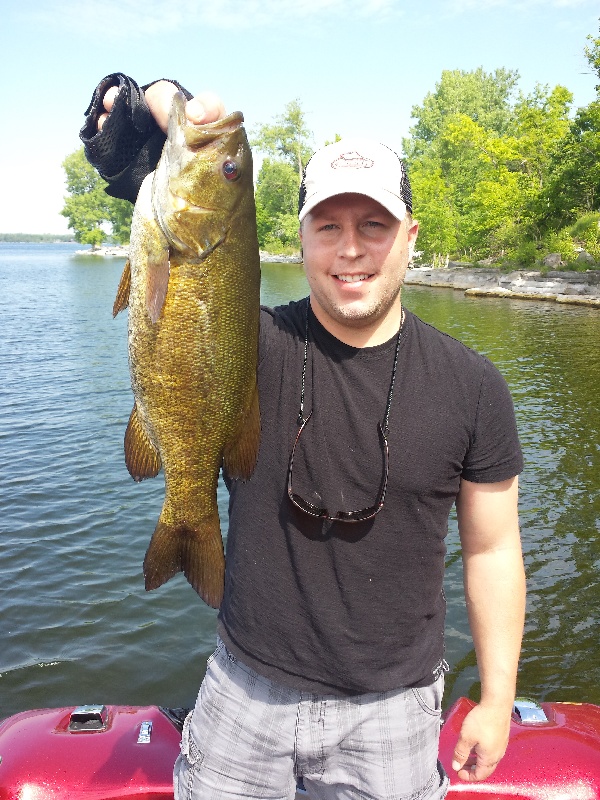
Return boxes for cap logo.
[331,151,374,169]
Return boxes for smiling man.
[297,139,419,346]
[81,75,526,800]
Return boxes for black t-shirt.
[218,299,523,694]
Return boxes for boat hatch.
[68,704,108,731]
[512,697,549,724]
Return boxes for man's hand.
[97,80,226,133]
[451,702,511,782]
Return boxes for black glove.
[80,73,192,203]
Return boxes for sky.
[0,0,598,234]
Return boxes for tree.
[252,100,315,252]
[251,100,314,182]
[61,147,132,246]
[584,26,600,89]
[254,158,300,251]
[402,63,595,263]
[404,67,520,159]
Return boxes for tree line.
[62,23,599,267]
[0,233,75,242]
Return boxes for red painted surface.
[439,697,600,799]
[1,699,599,799]
[0,705,181,800]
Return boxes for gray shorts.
[174,638,448,800]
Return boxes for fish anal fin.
[223,383,261,481]
[124,403,162,481]
[143,511,225,608]
[113,260,131,317]
[146,247,170,324]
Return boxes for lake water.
[1,243,598,719]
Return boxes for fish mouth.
[183,108,245,149]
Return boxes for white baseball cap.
[298,138,413,223]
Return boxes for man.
[82,75,526,800]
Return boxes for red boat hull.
[0,705,181,800]
[439,697,600,799]
[1,698,599,799]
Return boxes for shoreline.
[74,245,302,264]
[74,248,600,307]
[405,265,600,308]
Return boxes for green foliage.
[61,147,132,246]
[404,67,519,158]
[409,158,459,257]
[505,240,538,268]
[584,27,600,89]
[252,102,317,253]
[251,100,314,181]
[544,229,579,262]
[403,28,600,269]
[254,159,301,251]
[570,213,600,259]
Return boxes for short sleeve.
[461,358,523,483]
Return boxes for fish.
[112,92,261,608]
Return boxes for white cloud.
[22,0,399,36]
[446,0,593,10]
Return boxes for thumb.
[452,736,475,773]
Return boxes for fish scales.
[114,93,261,608]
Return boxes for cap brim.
[299,184,407,223]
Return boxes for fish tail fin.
[143,511,225,609]
[223,383,261,480]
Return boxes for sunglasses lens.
[287,421,388,524]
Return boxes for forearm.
[453,476,525,781]
[463,543,526,710]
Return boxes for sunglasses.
[286,302,403,524]
[287,412,390,522]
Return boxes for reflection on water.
[0,246,598,719]
[405,289,600,705]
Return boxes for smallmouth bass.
[113,93,261,608]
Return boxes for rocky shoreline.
[405,265,600,308]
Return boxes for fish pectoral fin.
[124,403,162,481]
[143,511,225,609]
[223,383,261,481]
[145,246,170,324]
[113,260,131,317]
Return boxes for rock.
[576,250,596,265]
[406,265,600,306]
[542,253,564,268]
[447,261,474,269]
[74,245,129,257]
[259,251,302,263]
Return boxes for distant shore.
[75,245,302,263]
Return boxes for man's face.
[299,193,418,345]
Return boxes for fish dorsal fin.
[146,247,170,324]
[113,260,131,317]
[223,383,261,480]
[124,403,162,481]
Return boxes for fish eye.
[222,159,240,181]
